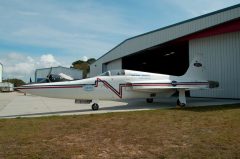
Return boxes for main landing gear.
[177,99,186,107]
[146,98,153,103]
[176,89,186,108]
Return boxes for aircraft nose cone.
[15,85,26,93]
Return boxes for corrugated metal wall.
[190,31,240,99]
[106,59,122,71]
[91,6,240,76]
[90,60,103,77]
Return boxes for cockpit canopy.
[99,69,158,77]
[99,70,125,76]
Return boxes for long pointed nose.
[15,84,31,93]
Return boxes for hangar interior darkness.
[122,19,240,76]
[122,41,189,76]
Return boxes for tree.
[3,78,26,87]
[71,58,96,78]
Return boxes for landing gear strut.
[146,98,153,103]
[92,103,99,111]
[177,89,186,108]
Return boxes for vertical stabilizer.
[182,55,206,80]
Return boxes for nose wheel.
[92,103,99,111]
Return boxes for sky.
[0,0,239,82]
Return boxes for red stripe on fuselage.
[18,79,209,98]
[131,83,208,86]
[18,85,83,89]
[96,78,125,98]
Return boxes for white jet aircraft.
[17,56,219,110]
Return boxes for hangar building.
[0,63,14,92]
[90,4,240,99]
[0,63,2,83]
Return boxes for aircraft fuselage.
[18,72,209,100]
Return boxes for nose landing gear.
[92,103,99,111]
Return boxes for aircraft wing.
[128,80,209,92]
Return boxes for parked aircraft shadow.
[0,100,176,118]
[1,98,239,118]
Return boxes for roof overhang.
[93,4,240,65]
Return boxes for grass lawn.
[0,104,239,159]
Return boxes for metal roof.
[94,3,240,63]
[35,66,81,71]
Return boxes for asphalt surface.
[0,92,239,118]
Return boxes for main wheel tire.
[177,99,186,107]
[92,103,99,111]
[146,98,153,103]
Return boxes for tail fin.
[182,55,206,80]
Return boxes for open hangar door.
[122,41,189,76]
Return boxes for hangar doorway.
[122,41,189,76]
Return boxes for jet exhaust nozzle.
[208,81,219,88]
